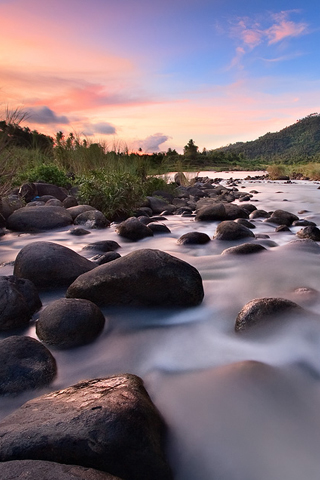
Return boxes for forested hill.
[213,113,320,162]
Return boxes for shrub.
[77,170,146,220]
[16,163,70,187]
[266,164,289,180]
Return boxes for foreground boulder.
[115,217,154,241]
[214,221,255,241]
[0,460,122,480]
[0,276,41,330]
[0,336,57,395]
[235,297,302,333]
[0,375,173,480]
[7,206,73,232]
[67,249,204,307]
[14,241,96,288]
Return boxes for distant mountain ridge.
[213,113,320,162]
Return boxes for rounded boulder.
[7,206,73,232]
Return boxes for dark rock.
[134,206,153,217]
[152,190,174,203]
[147,223,171,234]
[14,241,96,288]
[74,210,110,229]
[146,196,174,214]
[195,202,248,221]
[0,460,122,480]
[0,374,173,480]
[45,198,63,207]
[36,298,105,349]
[0,195,25,219]
[67,205,96,220]
[82,240,121,252]
[62,195,78,208]
[234,218,256,229]
[25,201,46,207]
[235,297,302,333]
[67,249,204,307]
[296,226,320,241]
[90,252,121,265]
[177,232,211,245]
[0,336,57,395]
[221,243,267,255]
[33,183,68,202]
[115,217,153,241]
[213,221,255,241]
[0,276,41,331]
[292,219,316,227]
[69,227,91,236]
[7,206,73,232]
[266,209,299,226]
[249,209,270,219]
[275,225,291,232]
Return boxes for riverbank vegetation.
[1,111,320,217]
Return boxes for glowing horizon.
[1,0,319,153]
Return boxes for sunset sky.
[1,0,320,153]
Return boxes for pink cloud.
[266,20,308,44]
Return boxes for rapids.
[1,172,320,479]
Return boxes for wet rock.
[177,232,211,245]
[0,336,57,395]
[0,276,41,330]
[69,227,91,236]
[266,209,299,226]
[7,206,73,232]
[0,460,122,480]
[115,217,154,241]
[249,209,270,219]
[221,243,266,256]
[235,297,302,333]
[292,219,316,226]
[36,298,105,349]
[67,249,204,307]
[147,223,171,234]
[82,240,121,252]
[234,218,256,229]
[195,203,248,222]
[74,210,110,229]
[296,225,320,241]
[213,221,255,241]
[14,241,96,288]
[0,374,173,480]
[275,225,291,232]
[45,198,63,207]
[67,205,96,220]
[146,196,172,214]
[90,252,121,265]
[0,195,25,219]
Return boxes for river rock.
[234,218,256,229]
[0,195,25,219]
[7,206,73,232]
[33,183,68,202]
[0,336,57,395]
[147,223,171,234]
[266,209,299,226]
[82,240,121,252]
[0,276,42,330]
[18,182,37,202]
[249,209,270,219]
[146,196,171,214]
[177,232,211,245]
[67,204,96,220]
[62,195,78,208]
[195,203,249,222]
[45,198,63,207]
[235,297,302,333]
[36,298,105,349]
[213,221,255,241]
[90,252,121,265]
[14,241,96,288]
[296,225,320,241]
[67,249,204,307]
[115,217,154,241]
[0,460,123,480]
[74,210,110,229]
[0,374,173,480]
[221,243,266,255]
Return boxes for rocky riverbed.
[1,173,320,479]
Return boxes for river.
[1,172,320,479]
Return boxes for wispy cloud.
[83,122,117,136]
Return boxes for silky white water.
[1,173,320,479]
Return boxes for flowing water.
[1,172,320,479]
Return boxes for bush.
[266,164,289,180]
[16,163,70,187]
[77,170,146,220]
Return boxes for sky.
[1,0,320,153]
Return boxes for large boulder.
[221,243,267,256]
[36,298,105,349]
[0,336,57,395]
[115,217,154,241]
[266,209,299,226]
[66,205,96,220]
[0,276,41,330]
[195,202,249,221]
[0,374,173,480]
[67,249,204,307]
[14,241,96,288]
[0,460,122,480]
[296,225,320,241]
[177,232,211,245]
[213,221,255,241]
[33,183,68,202]
[7,206,73,232]
[74,210,110,229]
